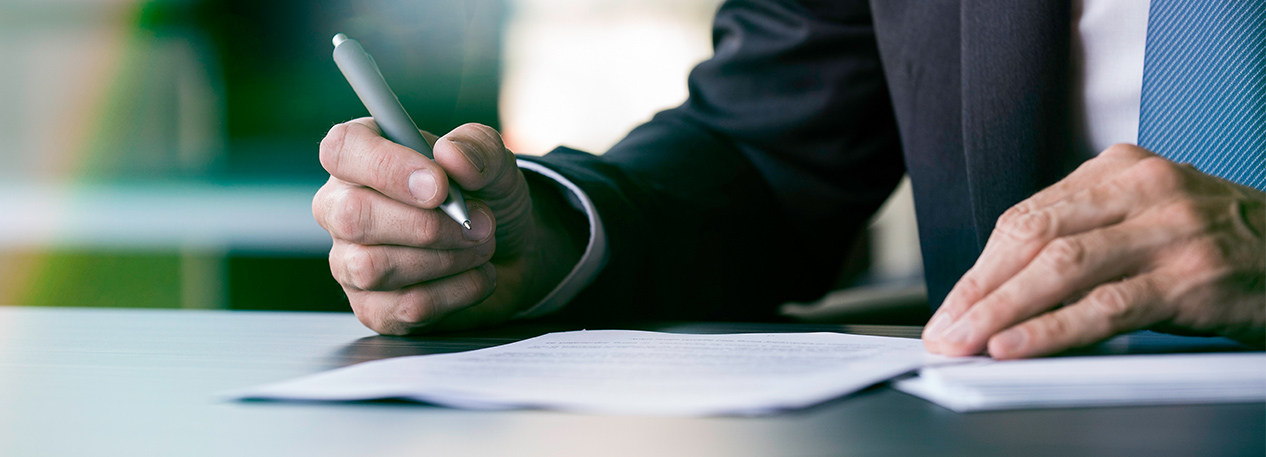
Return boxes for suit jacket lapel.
[960,0,1072,247]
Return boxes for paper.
[894,352,1266,412]
[230,330,934,416]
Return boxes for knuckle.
[1086,284,1136,323]
[344,246,387,290]
[995,208,1051,243]
[318,123,350,174]
[463,266,496,301]
[328,248,343,281]
[1037,311,1076,341]
[996,203,1034,229]
[350,302,399,336]
[1133,157,1185,193]
[367,141,398,187]
[951,274,986,304]
[427,250,458,274]
[985,289,1019,319]
[329,188,370,243]
[396,290,435,326]
[1071,155,1101,173]
[412,211,442,246]
[1102,143,1148,160]
[311,184,332,222]
[1039,237,1086,273]
[958,274,985,298]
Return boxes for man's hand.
[923,144,1265,359]
[312,119,584,335]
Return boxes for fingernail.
[408,170,438,203]
[464,207,493,241]
[924,313,953,339]
[941,318,974,345]
[992,328,1028,355]
[449,139,485,173]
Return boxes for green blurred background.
[0,0,743,312]
[0,0,503,311]
[0,0,925,319]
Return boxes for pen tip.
[462,220,472,230]
[333,33,348,47]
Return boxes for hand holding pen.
[313,34,586,335]
[331,33,471,229]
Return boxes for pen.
[331,33,472,230]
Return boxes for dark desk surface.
[0,307,1260,457]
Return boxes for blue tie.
[1137,0,1266,191]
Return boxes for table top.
[0,307,1261,457]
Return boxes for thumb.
[432,123,533,258]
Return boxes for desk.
[0,307,1260,457]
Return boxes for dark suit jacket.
[524,0,1077,323]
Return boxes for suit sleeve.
[521,0,905,323]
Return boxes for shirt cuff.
[514,159,609,319]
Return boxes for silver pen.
[331,33,472,230]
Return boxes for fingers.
[319,118,451,209]
[926,174,1139,344]
[432,123,520,198]
[347,263,498,336]
[331,240,496,291]
[922,142,1265,358]
[928,220,1163,356]
[314,182,495,247]
[930,146,1151,324]
[986,274,1166,359]
[431,123,535,257]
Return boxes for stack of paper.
[229,329,1265,416]
[894,353,1266,412]
[230,330,937,416]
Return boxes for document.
[894,352,1266,412]
[230,330,935,416]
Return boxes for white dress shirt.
[519,0,1152,318]
[1070,0,1150,155]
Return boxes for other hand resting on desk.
[923,144,1265,359]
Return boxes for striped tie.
[1137,0,1266,191]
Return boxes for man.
[311,0,1264,358]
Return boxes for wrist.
[516,173,589,311]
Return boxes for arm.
[527,0,904,323]
[312,0,906,333]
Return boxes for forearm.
[523,120,887,324]
[513,0,905,323]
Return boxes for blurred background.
[0,0,924,321]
